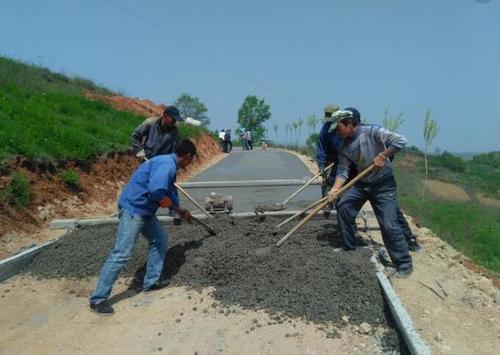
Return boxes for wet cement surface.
[24,216,384,325]
[175,148,322,213]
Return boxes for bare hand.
[374,153,387,167]
[177,208,192,222]
[328,188,340,202]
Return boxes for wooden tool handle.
[276,164,375,247]
[174,183,213,219]
[281,162,335,206]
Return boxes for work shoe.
[389,266,413,279]
[407,237,422,252]
[143,278,171,293]
[90,301,114,316]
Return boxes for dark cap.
[164,106,183,121]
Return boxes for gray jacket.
[337,124,407,183]
[131,117,180,159]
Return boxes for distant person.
[89,139,197,315]
[316,105,420,252]
[240,129,249,150]
[218,129,226,152]
[328,108,413,278]
[131,106,183,159]
[245,130,253,150]
[224,129,233,153]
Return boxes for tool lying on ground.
[174,183,214,219]
[276,164,375,247]
[255,162,335,212]
[160,196,217,236]
[205,192,233,214]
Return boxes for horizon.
[1,0,499,153]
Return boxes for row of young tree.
[172,93,441,187]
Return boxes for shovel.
[276,164,375,247]
[256,162,334,212]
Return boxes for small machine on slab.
[205,192,233,214]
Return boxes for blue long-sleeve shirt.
[316,121,343,170]
[118,154,180,217]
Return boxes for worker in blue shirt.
[89,139,196,315]
[317,105,421,252]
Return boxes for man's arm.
[316,124,330,171]
[131,122,150,153]
[372,126,407,158]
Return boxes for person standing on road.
[317,105,421,252]
[224,129,233,153]
[219,129,226,152]
[89,139,197,315]
[245,130,253,150]
[328,109,413,278]
[131,106,184,159]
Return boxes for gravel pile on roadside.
[23,215,387,326]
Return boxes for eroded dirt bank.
[0,134,221,258]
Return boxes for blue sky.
[1,0,499,152]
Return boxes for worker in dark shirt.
[132,106,183,159]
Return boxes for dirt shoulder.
[290,148,500,354]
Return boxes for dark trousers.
[336,175,412,269]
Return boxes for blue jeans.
[336,175,412,270]
[90,209,168,304]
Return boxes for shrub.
[431,151,466,172]
[0,173,32,208]
[60,170,80,189]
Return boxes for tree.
[272,123,279,142]
[292,121,299,146]
[422,109,439,200]
[237,95,271,142]
[306,114,319,136]
[382,108,404,132]
[174,93,210,127]
[297,118,304,146]
[306,133,320,149]
[285,123,291,145]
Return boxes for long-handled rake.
[255,162,334,212]
[276,164,375,247]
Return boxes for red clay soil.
[0,92,221,258]
[83,90,166,117]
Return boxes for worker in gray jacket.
[132,106,183,159]
[328,108,413,278]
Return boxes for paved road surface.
[178,148,322,213]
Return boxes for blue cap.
[164,106,183,121]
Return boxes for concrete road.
[178,148,322,213]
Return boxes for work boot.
[388,266,413,279]
[407,236,422,252]
[143,278,171,293]
[90,300,114,316]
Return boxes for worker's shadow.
[315,223,343,248]
[107,239,205,306]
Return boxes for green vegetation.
[0,56,206,161]
[394,165,500,274]
[0,173,32,207]
[60,170,80,190]
[174,92,210,127]
[237,95,271,142]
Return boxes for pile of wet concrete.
[23,215,388,326]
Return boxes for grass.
[0,56,206,161]
[394,164,500,275]
[0,173,32,208]
[60,170,80,190]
